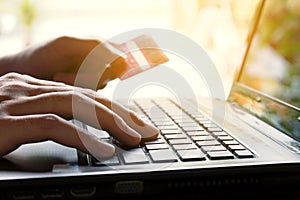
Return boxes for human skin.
[0,36,127,89]
[0,37,158,160]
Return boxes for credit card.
[113,35,169,80]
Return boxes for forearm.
[0,54,18,76]
[0,52,39,78]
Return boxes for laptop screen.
[239,0,300,108]
[232,0,300,140]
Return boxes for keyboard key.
[153,121,175,126]
[211,131,228,136]
[182,126,205,132]
[207,151,234,160]
[177,149,206,161]
[177,122,199,127]
[201,145,227,152]
[191,135,215,141]
[222,140,239,146]
[93,155,120,166]
[144,138,166,145]
[218,135,234,141]
[227,145,246,151]
[157,125,179,130]
[168,138,192,145]
[207,127,223,132]
[150,117,169,123]
[122,148,149,164]
[145,143,169,150]
[186,131,209,136]
[198,119,211,124]
[160,129,182,135]
[196,140,220,146]
[170,115,191,121]
[151,117,169,123]
[173,118,195,123]
[164,134,187,140]
[172,143,198,150]
[149,149,178,163]
[193,114,209,121]
[202,123,217,128]
[234,150,254,158]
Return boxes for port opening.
[12,190,35,200]
[70,186,96,198]
[41,188,64,199]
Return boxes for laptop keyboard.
[84,98,254,166]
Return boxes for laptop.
[1,0,300,199]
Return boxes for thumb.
[53,73,76,86]
[54,55,128,90]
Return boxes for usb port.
[41,189,63,199]
[70,187,96,198]
[13,190,35,200]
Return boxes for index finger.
[79,91,159,142]
[5,91,142,147]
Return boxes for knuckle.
[41,113,60,121]
[36,114,61,130]
[71,91,87,102]
[53,36,73,44]
[0,81,31,97]
[2,72,21,79]
[2,72,30,82]
[0,93,12,102]
[5,81,26,89]
[0,97,26,115]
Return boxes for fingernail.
[88,139,115,160]
[122,125,142,146]
[141,124,159,142]
[79,131,115,159]
[129,112,147,126]
[129,112,159,141]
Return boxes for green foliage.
[19,0,36,29]
[259,0,300,69]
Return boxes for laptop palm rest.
[1,141,78,172]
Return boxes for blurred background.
[0,0,258,97]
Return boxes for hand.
[0,73,158,159]
[0,36,127,89]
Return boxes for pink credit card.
[113,35,169,80]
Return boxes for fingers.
[0,115,115,160]
[53,42,129,90]
[2,73,158,148]
[86,94,159,142]
[1,72,75,98]
[1,72,68,87]
[4,91,142,147]
[2,73,158,145]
